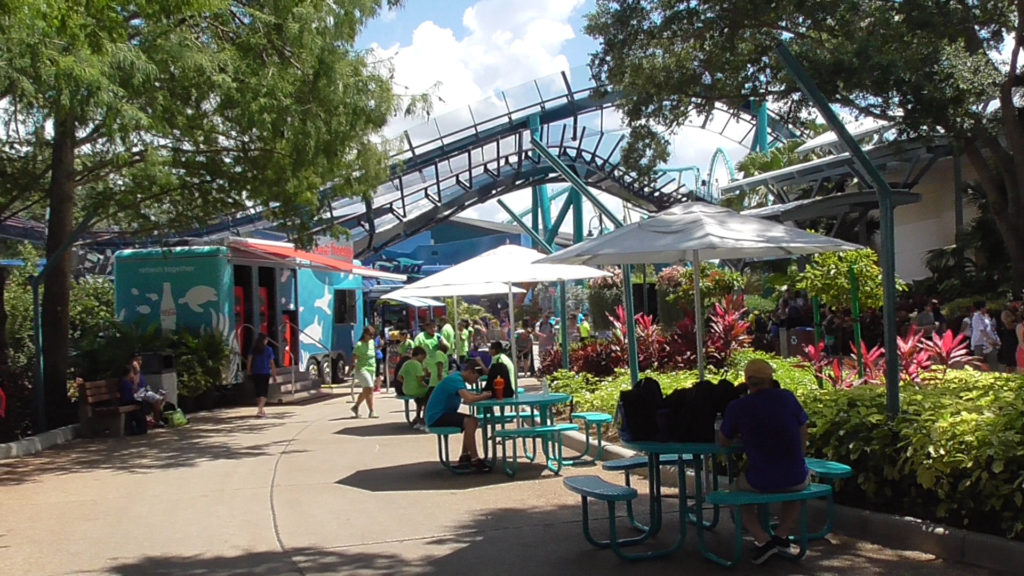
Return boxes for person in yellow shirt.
[578,313,592,342]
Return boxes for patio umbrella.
[538,202,861,379]
[385,245,609,373]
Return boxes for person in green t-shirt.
[398,346,429,428]
[478,340,517,395]
[440,317,455,354]
[458,319,472,364]
[413,321,442,354]
[427,341,450,389]
[398,330,414,356]
[350,326,378,418]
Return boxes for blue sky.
[356,1,750,222]
[361,1,597,70]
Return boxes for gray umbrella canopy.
[538,202,862,379]
[538,202,861,266]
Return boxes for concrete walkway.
[0,390,1009,576]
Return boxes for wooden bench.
[77,378,140,437]
[426,426,471,474]
[564,475,650,560]
[493,423,578,476]
[704,483,834,567]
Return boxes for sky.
[358,0,751,227]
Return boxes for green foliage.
[443,298,488,323]
[656,263,743,309]
[550,347,1024,539]
[794,249,905,310]
[743,294,776,318]
[585,1,1024,293]
[172,330,232,397]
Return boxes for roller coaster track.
[2,67,804,260]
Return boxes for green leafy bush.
[172,330,232,397]
[794,249,906,310]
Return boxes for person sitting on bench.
[424,364,492,472]
[479,340,516,396]
[119,364,165,430]
[718,359,810,565]
[398,346,430,429]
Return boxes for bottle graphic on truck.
[160,282,177,333]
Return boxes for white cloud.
[373,0,585,121]
[370,0,756,228]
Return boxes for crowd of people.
[764,290,1023,373]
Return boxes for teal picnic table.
[616,441,743,560]
[474,392,573,476]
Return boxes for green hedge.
[548,350,1024,539]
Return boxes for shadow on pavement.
[0,410,303,486]
[98,501,996,576]
[336,460,556,492]
[333,422,419,438]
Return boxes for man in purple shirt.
[718,359,810,564]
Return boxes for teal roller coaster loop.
[706,147,737,202]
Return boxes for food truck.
[113,238,404,397]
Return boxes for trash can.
[141,351,178,406]
[789,327,817,357]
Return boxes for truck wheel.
[306,358,324,385]
[332,356,348,384]
[320,358,333,385]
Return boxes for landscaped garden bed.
[546,348,1024,540]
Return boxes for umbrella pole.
[694,250,706,380]
[453,296,460,369]
[507,283,518,381]
[621,264,640,385]
[559,281,570,370]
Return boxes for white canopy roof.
[404,243,609,287]
[379,295,446,308]
[538,202,861,267]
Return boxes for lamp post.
[28,271,45,432]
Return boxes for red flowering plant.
[897,325,933,386]
[704,294,752,368]
[920,327,985,382]
[607,305,666,371]
[661,316,698,370]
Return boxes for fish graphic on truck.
[113,239,404,396]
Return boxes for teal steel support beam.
[777,43,901,419]
[754,101,770,153]
[530,135,624,228]
[622,264,640,384]
[529,115,552,235]
[559,281,569,370]
[497,199,554,254]
[545,192,575,246]
[571,188,584,243]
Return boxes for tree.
[0,1,407,428]
[586,1,1024,293]
[794,250,905,311]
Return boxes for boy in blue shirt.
[425,364,492,471]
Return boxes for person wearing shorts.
[398,346,429,429]
[350,326,378,418]
[718,359,810,565]
[247,333,277,418]
[424,364,492,471]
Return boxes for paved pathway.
[0,391,1007,576]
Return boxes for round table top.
[475,392,571,409]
